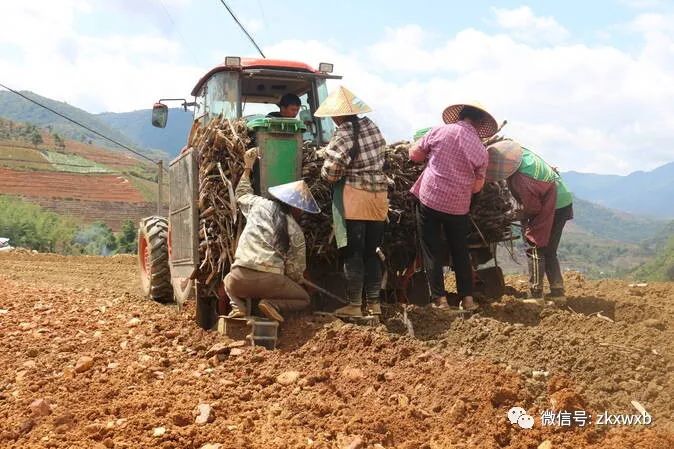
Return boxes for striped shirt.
[320,117,388,192]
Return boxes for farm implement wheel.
[138,216,173,303]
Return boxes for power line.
[0,82,163,168]
[217,0,266,58]
[157,0,201,66]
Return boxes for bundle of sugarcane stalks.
[300,139,517,273]
[186,116,517,291]
[188,117,249,294]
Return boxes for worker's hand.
[244,148,259,169]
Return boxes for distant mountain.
[0,91,166,161]
[97,108,193,158]
[562,162,674,219]
[499,196,665,277]
[571,196,666,243]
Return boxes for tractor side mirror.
[151,103,168,128]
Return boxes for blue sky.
[2,0,674,174]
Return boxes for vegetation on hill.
[632,221,674,281]
[0,196,137,255]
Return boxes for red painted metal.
[191,58,320,96]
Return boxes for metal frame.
[168,147,199,278]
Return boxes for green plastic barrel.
[247,117,306,196]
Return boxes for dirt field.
[0,253,672,449]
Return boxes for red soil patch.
[0,168,146,203]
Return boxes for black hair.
[271,200,291,257]
[279,93,301,108]
[458,105,485,122]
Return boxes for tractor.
[138,56,511,332]
[138,57,342,329]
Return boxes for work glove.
[244,147,259,169]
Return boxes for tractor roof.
[191,58,332,96]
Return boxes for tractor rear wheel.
[138,216,173,303]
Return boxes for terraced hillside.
[0,122,166,231]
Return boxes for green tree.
[30,130,43,148]
[0,196,77,253]
[117,220,137,254]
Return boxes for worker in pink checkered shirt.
[409,102,498,311]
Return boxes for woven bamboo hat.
[314,86,372,117]
[268,180,320,214]
[442,101,498,138]
[485,140,524,182]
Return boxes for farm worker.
[408,102,498,311]
[315,86,388,318]
[224,148,321,322]
[485,140,573,302]
[267,93,302,118]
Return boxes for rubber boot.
[548,288,567,306]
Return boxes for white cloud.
[492,6,569,44]
[2,4,673,175]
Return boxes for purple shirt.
[410,121,488,215]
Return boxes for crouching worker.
[485,141,573,302]
[224,148,321,322]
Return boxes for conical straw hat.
[442,101,498,139]
[486,140,524,182]
[268,180,321,214]
[314,86,372,117]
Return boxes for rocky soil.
[0,253,672,448]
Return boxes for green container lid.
[413,126,432,141]
[246,117,306,134]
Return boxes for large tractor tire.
[138,216,173,303]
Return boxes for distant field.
[0,143,53,171]
[0,167,146,202]
[43,150,111,173]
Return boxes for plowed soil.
[0,253,672,449]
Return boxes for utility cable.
[0,82,165,169]
[217,0,266,58]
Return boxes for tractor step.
[217,315,279,350]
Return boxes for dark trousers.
[341,220,385,305]
[527,204,573,296]
[416,203,473,299]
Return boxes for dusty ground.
[0,253,672,449]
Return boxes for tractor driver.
[267,93,302,118]
[224,148,321,323]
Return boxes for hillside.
[563,162,674,218]
[498,197,666,277]
[0,117,165,231]
[0,90,167,161]
[98,108,193,157]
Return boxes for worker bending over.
[315,86,388,318]
[486,141,573,302]
[409,102,498,311]
[224,148,321,322]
